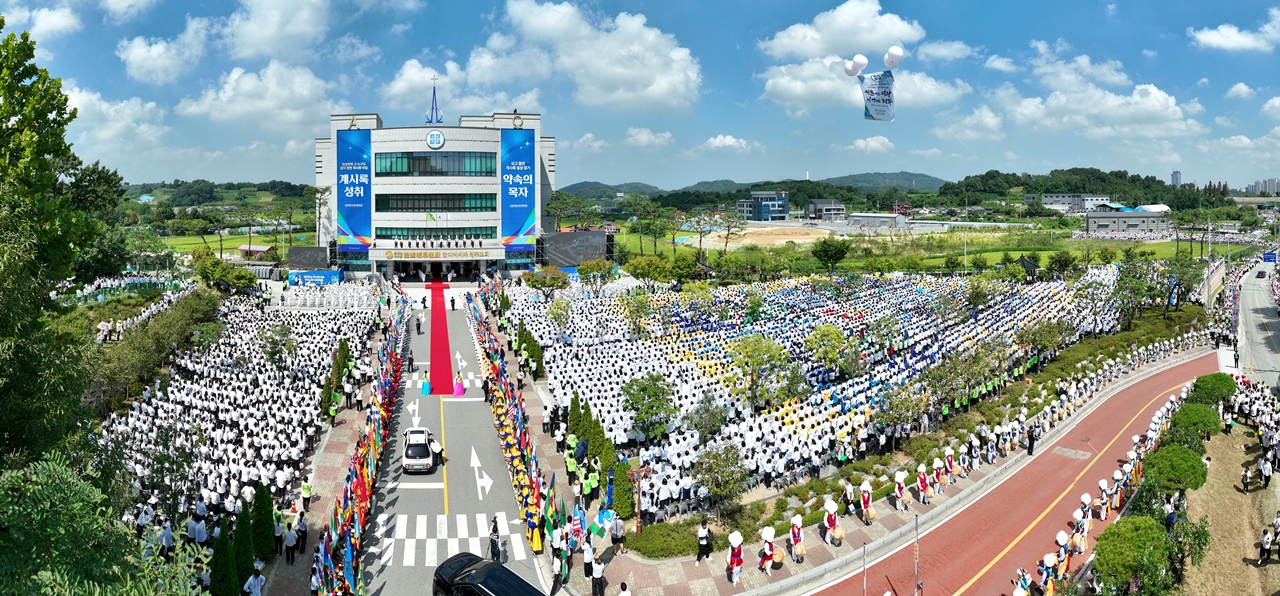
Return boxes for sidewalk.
[524,345,1214,596]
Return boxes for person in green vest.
[300,481,313,511]
[586,467,600,508]
[565,448,578,485]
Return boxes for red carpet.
[427,280,453,395]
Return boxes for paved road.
[361,287,543,594]
[810,353,1219,596]
[1237,262,1280,387]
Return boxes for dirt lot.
[706,226,833,248]
[1183,426,1280,595]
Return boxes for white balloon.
[853,54,869,71]
[885,45,904,68]
[843,61,863,77]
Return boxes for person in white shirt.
[243,569,266,596]
[283,523,298,565]
[617,582,630,596]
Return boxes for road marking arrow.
[455,350,468,370]
[470,446,492,500]
[408,398,420,428]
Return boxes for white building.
[315,112,554,279]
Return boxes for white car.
[402,427,436,474]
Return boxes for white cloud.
[1215,116,1238,127]
[931,105,1004,140]
[917,41,974,62]
[380,60,467,110]
[6,6,82,41]
[1226,82,1256,99]
[100,0,161,22]
[176,61,349,137]
[116,17,214,85]
[1196,126,1280,159]
[352,0,421,11]
[1142,49,1157,57]
[333,34,381,63]
[390,23,411,35]
[1188,8,1280,52]
[573,133,607,152]
[625,127,673,147]
[837,135,893,154]
[1004,151,1018,160]
[1196,77,1210,86]
[1114,140,1182,165]
[223,0,328,61]
[462,32,552,88]
[759,0,925,60]
[1265,97,1280,120]
[984,55,1018,73]
[990,43,1206,140]
[65,81,170,156]
[1106,3,1116,15]
[504,0,701,110]
[450,89,544,117]
[1183,98,1204,115]
[758,55,969,108]
[684,135,762,155]
[909,148,941,159]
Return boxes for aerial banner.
[335,129,372,252]
[500,128,537,251]
[857,70,895,122]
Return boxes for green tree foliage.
[966,278,991,310]
[943,255,962,272]
[546,297,572,340]
[625,256,671,290]
[209,520,237,596]
[1168,516,1211,584]
[260,323,297,370]
[233,509,254,585]
[527,266,570,300]
[1143,444,1208,492]
[971,253,989,272]
[96,290,221,407]
[692,441,750,519]
[544,191,585,232]
[684,393,728,446]
[1163,254,1205,314]
[621,372,677,441]
[1097,246,1117,265]
[620,294,650,337]
[74,225,130,280]
[938,167,1233,212]
[744,291,765,323]
[1046,250,1077,278]
[728,333,788,407]
[1160,426,1206,456]
[568,393,581,438]
[1170,403,1219,438]
[810,236,853,274]
[671,252,698,282]
[1092,516,1173,591]
[1187,372,1236,405]
[251,483,275,561]
[804,324,848,370]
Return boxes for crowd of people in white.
[95,282,200,343]
[278,281,380,309]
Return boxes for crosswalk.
[370,511,527,568]
[406,371,483,389]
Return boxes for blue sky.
[12,0,1280,189]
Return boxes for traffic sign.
[1264,252,1276,263]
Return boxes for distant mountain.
[678,179,752,193]
[558,181,666,200]
[820,171,948,192]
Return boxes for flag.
[343,538,355,587]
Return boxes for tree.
[547,297,572,342]
[811,236,853,275]
[744,291,765,323]
[971,253,989,272]
[1163,254,1204,314]
[684,392,728,446]
[719,210,747,257]
[999,251,1016,268]
[251,482,275,560]
[625,256,671,291]
[728,333,788,407]
[527,266,570,299]
[666,208,687,261]
[966,278,991,310]
[576,258,614,297]
[943,255,962,272]
[621,372,677,441]
[876,386,923,452]
[279,197,306,254]
[621,294,651,338]
[1046,250,1076,278]
[688,213,717,263]
[1097,246,1117,265]
[1092,516,1172,593]
[897,255,924,272]
[671,253,698,283]
[233,508,255,585]
[1168,516,1211,584]
[545,191,584,232]
[1170,403,1218,438]
[126,228,167,273]
[1187,372,1236,405]
[1143,445,1207,492]
[74,224,130,280]
[804,324,848,370]
[692,441,750,520]
[260,323,297,370]
[209,519,238,596]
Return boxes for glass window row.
[374,151,497,177]
[375,193,496,213]
[374,227,497,240]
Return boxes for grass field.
[165,233,312,256]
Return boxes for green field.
[165,233,312,256]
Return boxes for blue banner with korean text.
[336,129,372,252]
[857,70,895,122]
[500,128,537,252]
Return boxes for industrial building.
[737,191,789,222]
[1084,211,1170,233]
[805,199,847,221]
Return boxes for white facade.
[315,112,554,276]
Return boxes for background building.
[805,199,846,220]
[1024,193,1110,211]
[846,212,906,228]
[1171,170,1182,187]
[1085,211,1170,233]
[737,191,789,222]
[314,111,554,279]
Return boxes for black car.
[1259,270,1268,278]
[433,553,542,596]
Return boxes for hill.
[677,179,752,193]
[939,167,1232,211]
[559,181,609,195]
[558,181,666,200]
[820,171,948,192]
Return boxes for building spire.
[426,74,444,124]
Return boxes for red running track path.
[814,353,1217,596]
[427,280,453,395]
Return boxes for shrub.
[627,519,700,558]
[1160,427,1206,456]
[1093,516,1172,589]
[1186,372,1236,406]
[1144,445,1208,492]
[1170,404,1218,438]
[1125,473,1168,522]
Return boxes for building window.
[374,152,497,177]
[375,194,497,212]
[375,227,497,240]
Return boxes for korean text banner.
[857,70,895,122]
[336,129,372,253]
[501,128,537,252]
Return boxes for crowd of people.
[98,283,382,591]
[95,281,200,343]
[278,281,380,309]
